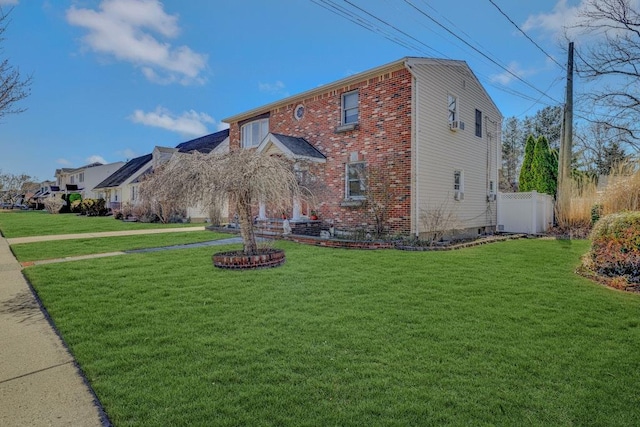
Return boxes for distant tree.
[501,116,523,191]
[596,141,629,175]
[0,8,32,120]
[531,136,558,196]
[575,121,631,175]
[519,134,536,191]
[0,170,37,205]
[522,106,563,151]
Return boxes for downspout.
[405,60,420,237]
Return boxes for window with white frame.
[79,172,85,183]
[342,91,359,125]
[70,175,75,184]
[130,185,137,201]
[346,162,366,199]
[448,94,457,123]
[454,170,464,199]
[241,118,269,148]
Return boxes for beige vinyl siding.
[410,60,501,235]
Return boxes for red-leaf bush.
[589,211,640,282]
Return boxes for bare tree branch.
[0,8,31,119]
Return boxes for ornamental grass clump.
[588,211,640,283]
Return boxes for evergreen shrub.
[589,211,640,282]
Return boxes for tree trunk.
[236,196,257,255]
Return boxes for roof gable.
[94,153,153,189]
[176,129,230,154]
[257,133,326,163]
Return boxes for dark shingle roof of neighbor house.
[176,129,229,154]
[271,133,326,160]
[94,153,153,189]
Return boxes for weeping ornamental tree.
[162,150,305,256]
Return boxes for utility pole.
[558,42,574,226]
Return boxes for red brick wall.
[228,67,413,235]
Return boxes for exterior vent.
[454,191,464,201]
[449,121,460,131]
[487,193,497,202]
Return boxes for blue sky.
[1,0,587,180]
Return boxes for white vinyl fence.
[497,191,555,234]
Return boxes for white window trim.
[342,90,359,125]
[454,170,464,201]
[345,161,366,200]
[448,93,458,124]
[241,118,269,148]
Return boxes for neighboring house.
[93,129,230,219]
[222,57,502,237]
[55,161,125,199]
[93,154,154,210]
[28,180,56,208]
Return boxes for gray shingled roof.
[176,129,229,153]
[271,133,326,160]
[94,153,153,189]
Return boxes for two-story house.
[54,161,125,199]
[222,57,502,237]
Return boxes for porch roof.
[257,133,326,163]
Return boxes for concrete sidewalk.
[7,225,206,245]
[0,235,106,426]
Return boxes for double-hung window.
[475,109,482,137]
[454,170,464,200]
[448,94,457,123]
[342,91,359,125]
[241,118,269,148]
[346,162,366,199]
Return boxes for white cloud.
[86,155,107,164]
[490,61,534,86]
[521,0,640,39]
[522,0,581,37]
[217,122,230,131]
[118,148,138,160]
[0,0,19,5]
[129,106,216,136]
[66,0,207,85]
[259,80,289,97]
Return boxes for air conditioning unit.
[454,191,464,201]
[449,120,460,131]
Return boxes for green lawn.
[23,238,640,426]
[10,231,231,262]
[0,210,203,238]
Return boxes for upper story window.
[448,94,457,123]
[475,109,482,137]
[346,161,366,199]
[241,118,269,148]
[70,175,75,184]
[79,172,85,183]
[342,91,359,125]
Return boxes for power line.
[309,0,563,109]
[487,0,564,69]
[401,0,562,104]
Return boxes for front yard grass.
[10,231,230,262]
[0,210,203,238]
[24,239,640,426]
